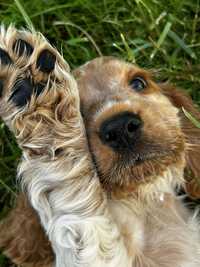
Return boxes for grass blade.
[14,0,34,30]
[0,178,17,197]
[150,21,172,59]
[120,33,135,63]
[182,107,200,128]
[54,21,102,56]
[168,30,196,59]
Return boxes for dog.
[0,27,200,267]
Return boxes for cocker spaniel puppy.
[0,27,200,267]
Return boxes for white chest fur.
[108,198,145,257]
[108,194,200,267]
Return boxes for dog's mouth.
[90,143,183,191]
[123,150,170,166]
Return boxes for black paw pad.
[13,39,34,57]
[34,83,45,96]
[10,78,33,107]
[0,80,3,97]
[0,48,12,65]
[36,49,56,73]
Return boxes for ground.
[0,0,200,266]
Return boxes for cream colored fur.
[0,26,200,267]
[109,169,200,267]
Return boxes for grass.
[0,0,200,265]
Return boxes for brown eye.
[129,77,147,92]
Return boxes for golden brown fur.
[1,53,200,267]
[161,84,200,197]
[74,58,186,193]
[0,194,54,267]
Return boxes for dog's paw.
[0,26,80,155]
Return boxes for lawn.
[0,0,200,266]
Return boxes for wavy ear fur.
[161,83,200,198]
[0,193,54,266]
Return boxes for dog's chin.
[124,150,168,166]
[95,149,183,193]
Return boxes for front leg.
[0,26,129,267]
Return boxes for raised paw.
[0,26,80,155]
[0,26,102,267]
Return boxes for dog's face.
[74,57,186,193]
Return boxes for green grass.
[0,0,200,265]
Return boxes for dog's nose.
[99,112,143,151]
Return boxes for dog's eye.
[129,77,147,92]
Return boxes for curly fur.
[0,29,200,267]
[0,194,54,267]
[0,26,128,267]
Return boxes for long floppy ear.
[0,193,54,266]
[161,83,200,198]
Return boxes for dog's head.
[74,57,200,195]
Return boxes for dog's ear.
[160,83,200,198]
[0,193,54,266]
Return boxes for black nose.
[99,112,143,152]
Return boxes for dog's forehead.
[74,57,142,83]
[74,57,173,117]
[74,57,147,103]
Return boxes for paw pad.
[0,80,3,97]
[35,83,45,96]
[0,48,12,65]
[36,49,56,73]
[10,78,33,107]
[0,28,65,112]
[9,78,46,107]
[13,39,33,57]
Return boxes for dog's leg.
[0,26,129,267]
